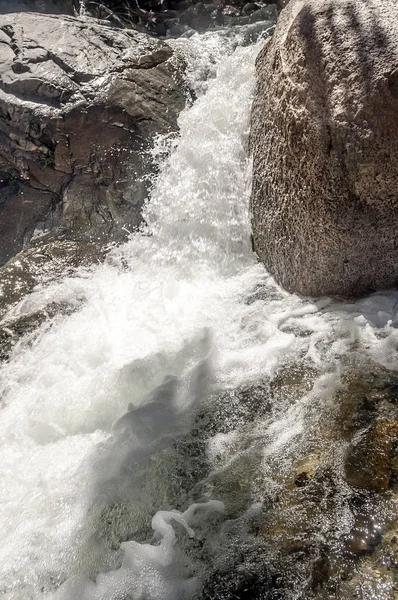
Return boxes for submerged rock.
[345,419,398,493]
[334,368,398,493]
[0,12,186,264]
[250,0,398,298]
[294,451,321,486]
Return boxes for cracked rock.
[0,12,186,264]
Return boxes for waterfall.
[1,20,398,600]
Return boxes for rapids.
[1,17,398,600]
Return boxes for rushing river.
[2,18,398,600]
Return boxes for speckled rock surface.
[250,0,398,298]
[0,12,185,264]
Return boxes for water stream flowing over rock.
[1,15,398,600]
[0,11,185,263]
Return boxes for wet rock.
[250,0,398,297]
[81,360,398,600]
[180,2,215,30]
[0,241,103,317]
[247,365,398,598]
[336,371,396,439]
[330,368,398,493]
[338,557,395,599]
[242,2,261,14]
[222,5,241,16]
[0,241,104,361]
[344,513,382,555]
[0,12,186,264]
[187,363,398,600]
[338,512,398,596]
[200,563,271,600]
[165,0,276,34]
[294,451,321,487]
[0,302,76,363]
[345,419,398,493]
[222,3,277,27]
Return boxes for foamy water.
[1,23,398,600]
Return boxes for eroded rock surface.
[0,12,185,264]
[251,0,398,298]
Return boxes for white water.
[1,25,398,600]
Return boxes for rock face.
[0,12,185,264]
[250,0,398,298]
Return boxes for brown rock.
[250,0,398,298]
[294,451,320,486]
[345,419,398,492]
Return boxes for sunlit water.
[1,21,398,600]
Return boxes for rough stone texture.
[250,0,398,298]
[0,12,185,264]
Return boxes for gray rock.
[242,3,260,15]
[222,3,277,27]
[0,12,186,264]
[0,240,103,318]
[180,2,215,31]
[250,0,398,298]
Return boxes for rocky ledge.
[0,12,186,265]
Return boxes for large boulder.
[250,0,398,298]
[0,12,185,264]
